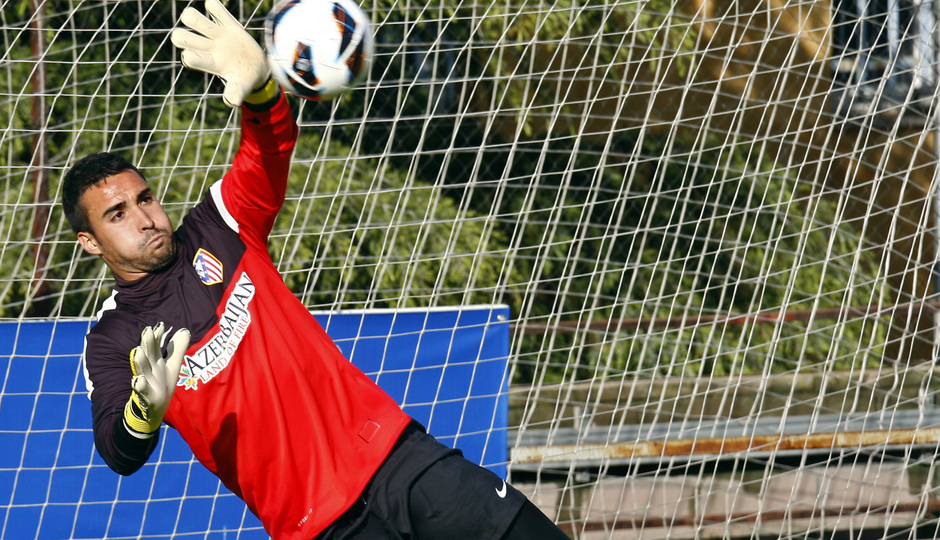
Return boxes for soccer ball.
[264,0,373,101]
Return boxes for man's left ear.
[77,231,101,256]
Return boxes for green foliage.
[0,2,227,316]
[269,129,517,309]
[1,1,890,386]
[505,133,887,383]
[471,0,698,137]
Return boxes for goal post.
[3,0,940,538]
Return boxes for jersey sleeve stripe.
[83,290,119,400]
[210,179,240,233]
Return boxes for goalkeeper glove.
[123,323,191,437]
[170,0,274,108]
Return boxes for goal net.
[2,0,940,538]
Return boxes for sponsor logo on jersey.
[193,248,223,285]
[177,272,254,390]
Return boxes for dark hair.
[62,152,144,234]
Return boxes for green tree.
[0,1,890,386]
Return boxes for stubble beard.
[138,228,177,272]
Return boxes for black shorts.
[317,421,527,540]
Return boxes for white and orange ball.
[264,0,373,101]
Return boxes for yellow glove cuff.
[124,396,160,435]
[244,77,279,105]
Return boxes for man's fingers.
[130,346,151,378]
[164,329,191,382]
[204,0,241,30]
[131,375,154,413]
[125,323,190,434]
[179,6,219,38]
[140,325,162,366]
[170,27,213,53]
[171,0,267,107]
[132,375,148,397]
[180,49,221,76]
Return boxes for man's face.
[76,169,177,282]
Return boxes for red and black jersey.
[82,94,411,540]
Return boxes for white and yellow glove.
[170,0,276,107]
[123,323,191,437]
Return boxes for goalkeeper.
[62,1,567,539]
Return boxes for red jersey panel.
[83,95,411,539]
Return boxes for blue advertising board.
[0,305,510,539]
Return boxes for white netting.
[2,0,940,538]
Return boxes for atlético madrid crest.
[193,248,223,285]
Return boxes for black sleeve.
[95,415,159,475]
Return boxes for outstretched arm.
[172,0,299,244]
